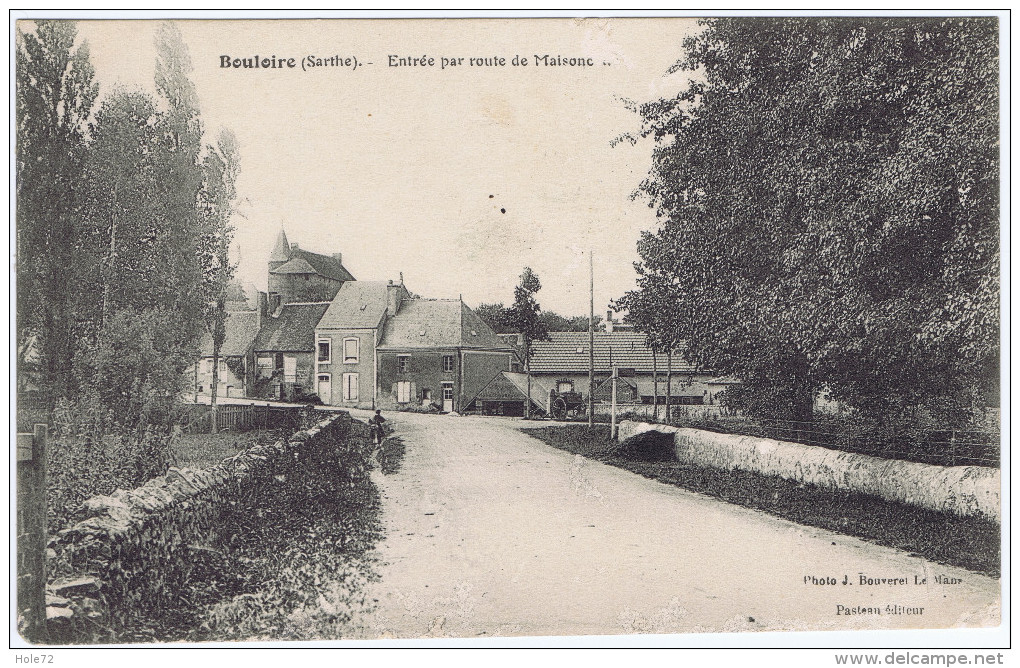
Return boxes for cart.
[549,389,587,420]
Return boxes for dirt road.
[349,410,1000,639]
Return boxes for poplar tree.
[15,20,97,405]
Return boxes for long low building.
[527,331,721,406]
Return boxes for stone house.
[313,280,409,407]
[375,299,513,412]
[267,228,355,308]
[252,301,331,401]
[314,279,513,411]
[193,309,261,399]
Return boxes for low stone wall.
[47,412,358,637]
[617,421,1000,523]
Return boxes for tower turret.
[268,228,291,273]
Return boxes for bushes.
[46,414,384,643]
[47,398,174,534]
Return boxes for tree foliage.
[621,17,999,424]
[476,302,599,334]
[16,20,98,401]
[18,20,241,438]
[504,267,551,356]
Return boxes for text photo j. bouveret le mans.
[14,15,1002,645]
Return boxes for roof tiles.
[529,331,699,374]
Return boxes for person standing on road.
[369,409,387,445]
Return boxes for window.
[557,380,574,394]
[257,355,274,370]
[343,337,359,363]
[342,373,359,401]
[396,381,412,403]
[317,339,331,363]
[442,384,454,401]
[219,359,228,374]
[202,358,213,374]
[398,355,410,373]
[283,356,297,383]
[443,355,455,373]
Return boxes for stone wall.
[46,412,359,636]
[617,421,1000,523]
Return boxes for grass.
[172,429,286,469]
[522,425,1001,578]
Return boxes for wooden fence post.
[17,424,48,643]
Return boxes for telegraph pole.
[588,250,595,428]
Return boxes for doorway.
[442,382,454,412]
[317,374,331,405]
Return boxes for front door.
[317,374,331,405]
[442,383,454,412]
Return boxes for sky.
[75,18,699,316]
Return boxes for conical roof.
[269,228,291,263]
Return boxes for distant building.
[268,228,355,308]
[193,308,261,399]
[529,331,716,405]
[313,280,408,407]
[313,279,514,411]
[193,229,523,411]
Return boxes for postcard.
[13,13,1005,650]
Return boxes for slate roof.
[269,229,292,263]
[271,257,317,274]
[253,302,330,352]
[378,300,512,351]
[317,281,392,330]
[199,311,259,357]
[270,248,355,283]
[529,331,699,374]
[268,229,356,282]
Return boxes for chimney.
[332,252,343,264]
[399,271,404,285]
[256,291,268,332]
[386,281,404,316]
[605,310,614,333]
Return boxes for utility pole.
[611,366,618,439]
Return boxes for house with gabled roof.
[313,280,409,407]
[252,301,331,401]
[375,298,513,412]
[312,279,513,410]
[193,309,262,399]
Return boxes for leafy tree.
[15,20,97,404]
[477,303,601,334]
[538,311,602,332]
[621,17,998,426]
[475,303,514,334]
[505,268,551,418]
[615,266,685,419]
